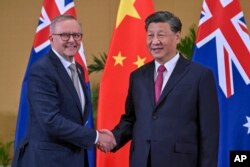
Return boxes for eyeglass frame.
[52,33,83,41]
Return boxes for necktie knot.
[69,64,77,73]
[158,65,166,73]
[69,64,78,81]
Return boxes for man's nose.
[68,34,75,41]
[151,36,160,44]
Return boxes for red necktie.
[155,65,166,103]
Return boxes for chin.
[152,54,164,59]
[67,51,78,56]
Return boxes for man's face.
[146,22,181,63]
[49,19,82,62]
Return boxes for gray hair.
[50,15,82,34]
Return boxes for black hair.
[145,11,182,33]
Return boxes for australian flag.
[14,0,95,167]
[192,0,250,166]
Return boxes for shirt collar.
[154,53,180,73]
[52,48,76,69]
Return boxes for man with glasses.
[12,15,116,167]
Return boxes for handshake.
[96,129,117,152]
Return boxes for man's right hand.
[97,129,116,152]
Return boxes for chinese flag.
[96,0,154,166]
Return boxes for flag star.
[113,52,127,66]
[133,56,146,68]
[115,0,140,28]
[243,116,250,134]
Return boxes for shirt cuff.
[95,130,99,144]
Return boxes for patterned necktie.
[69,64,81,101]
[155,65,166,103]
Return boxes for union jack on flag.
[14,0,95,166]
[193,0,250,166]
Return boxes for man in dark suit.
[12,15,116,167]
[100,11,219,167]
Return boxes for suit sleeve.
[28,63,96,148]
[198,69,219,167]
[112,73,135,151]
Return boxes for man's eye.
[61,33,70,37]
[147,34,154,38]
[73,34,80,38]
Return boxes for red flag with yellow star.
[96,0,154,166]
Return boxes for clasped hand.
[97,129,116,152]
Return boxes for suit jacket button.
[152,115,158,120]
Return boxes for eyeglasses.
[53,33,82,41]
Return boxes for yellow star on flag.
[113,52,127,66]
[116,0,140,28]
[133,56,146,68]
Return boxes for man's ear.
[49,35,53,42]
[175,31,181,44]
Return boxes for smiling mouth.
[66,45,77,49]
[151,48,163,52]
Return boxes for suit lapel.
[75,63,89,123]
[48,50,83,118]
[144,61,156,107]
[156,55,191,107]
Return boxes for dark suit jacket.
[112,55,219,167]
[12,50,96,167]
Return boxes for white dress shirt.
[154,53,180,92]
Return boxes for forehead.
[54,19,82,32]
[147,22,171,32]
